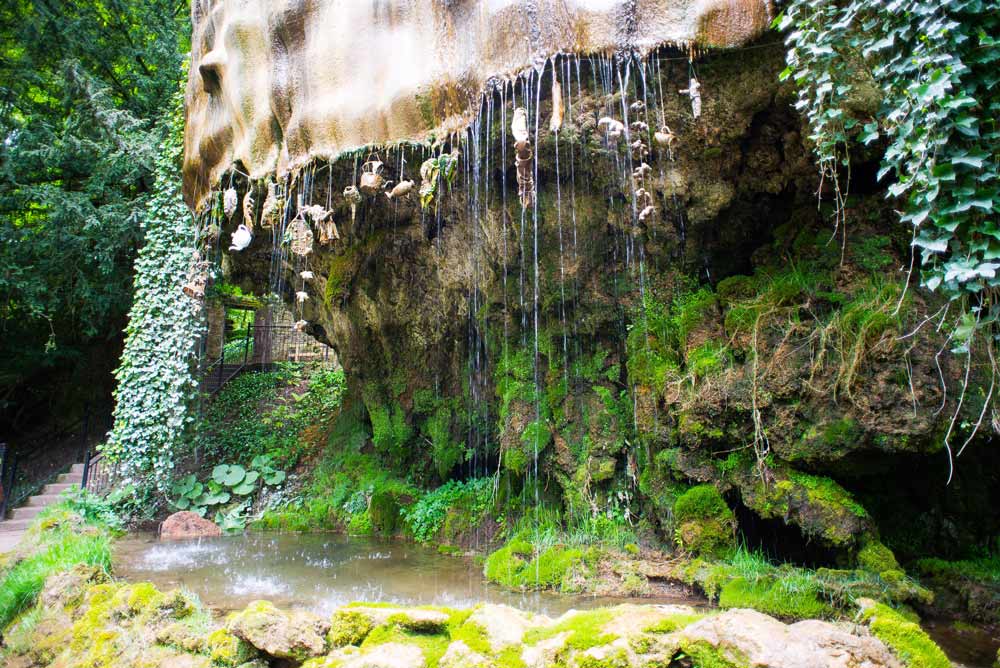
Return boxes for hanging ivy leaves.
[778,0,1000,305]
[102,69,207,489]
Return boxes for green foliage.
[103,76,204,488]
[401,478,494,542]
[673,485,737,558]
[168,455,286,529]
[861,603,951,668]
[197,365,345,467]
[0,0,187,406]
[778,1,1000,320]
[0,507,112,629]
[719,576,834,620]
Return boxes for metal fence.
[1,406,108,517]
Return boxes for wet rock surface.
[4,570,927,668]
[160,511,223,540]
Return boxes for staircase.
[0,463,83,550]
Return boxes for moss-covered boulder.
[857,599,950,668]
[672,485,736,558]
[226,599,329,661]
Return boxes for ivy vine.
[778,0,1000,474]
[104,74,206,489]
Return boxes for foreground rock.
[2,572,949,668]
[160,511,222,540]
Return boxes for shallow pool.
[114,532,697,617]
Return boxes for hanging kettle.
[359,155,385,195]
[229,224,252,252]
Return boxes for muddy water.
[113,532,699,617]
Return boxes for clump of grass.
[0,507,112,629]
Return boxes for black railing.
[1,406,105,515]
[82,449,116,496]
[200,324,334,395]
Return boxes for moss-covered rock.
[226,599,329,661]
[858,599,951,668]
[672,485,736,558]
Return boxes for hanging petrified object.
[300,270,314,280]
[359,155,385,194]
[286,215,314,256]
[343,185,362,223]
[511,107,529,143]
[418,150,459,210]
[223,188,238,219]
[293,320,308,332]
[633,162,652,180]
[631,139,649,162]
[549,77,563,133]
[296,291,309,303]
[229,224,252,252]
[419,158,438,209]
[301,204,330,222]
[260,182,281,229]
[679,77,702,118]
[630,100,646,114]
[242,190,255,232]
[597,117,625,142]
[385,179,414,200]
[515,139,534,209]
[318,218,340,245]
[654,125,676,150]
[631,120,648,134]
[182,251,211,300]
[636,188,656,223]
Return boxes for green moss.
[673,485,736,558]
[861,603,950,668]
[718,576,834,620]
[360,622,450,668]
[208,628,259,666]
[347,511,373,536]
[787,470,868,519]
[674,640,747,668]
[643,612,706,633]
[524,608,616,651]
[328,610,375,648]
[450,618,491,655]
[575,647,630,668]
[857,540,901,574]
[484,540,584,591]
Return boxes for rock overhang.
[182,0,773,209]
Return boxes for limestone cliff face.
[182,0,772,208]
[187,2,998,562]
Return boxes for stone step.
[25,494,64,507]
[70,463,86,474]
[58,472,83,484]
[8,505,44,520]
[43,482,78,495]
[0,519,32,533]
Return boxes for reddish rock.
[160,511,222,540]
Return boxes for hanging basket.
[287,216,314,257]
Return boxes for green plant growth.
[103,74,206,489]
[0,507,112,629]
[673,485,736,558]
[168,455,286,531]
[861,603,950,668]
[401,478,494,543]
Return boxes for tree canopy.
[0,0,189,422]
